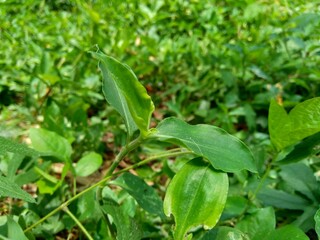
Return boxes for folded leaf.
[91,52,154,137]
[164,158,228,239]
[155,117,256,173]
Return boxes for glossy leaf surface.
[111,172,166,218]
[92,52,154,137]
[269,97,320,150]
[164,158,228,239]
[29,128,72,162]
[0,176,35,203]
[155,117,256,173]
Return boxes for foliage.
[0,0,320,239]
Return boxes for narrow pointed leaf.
[269,97,320,150]
[164,158,228,239]
[155,117,256,173]
[0,136,39,157]
[91,52,154,137]
[111,173,166,218]
[315,209,320,238]
[0,175,35,203]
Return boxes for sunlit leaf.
[91,51,154,137]
[75,152,102,177]
[269,97,320,150]
[164,158,228,239]
[155,117,256,173]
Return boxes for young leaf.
[75,152,102,177]
[236,207,275,240]
[155,117,256,173]
[0,136,39,157]
[269,97,320,150]
[91,51,154,137]
[29,128,72,162]
[0,175,35,203]
[102,197,142,240]
[111,172,166,219]
[164,158,228,240]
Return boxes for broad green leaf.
[111,172,166,218]
[91,52,154,137]
[315,208,320,238]
[155,117,256,173]
[200,226,249,240]
[75,152,102,177]
[265,225,309,240]
[280,163,318,202]
[164,158,228,240]
[0,136,39,157]
[102,197,142,240]
[269,97,320,150]
[221,196,248,220]
[257,188,310,210]
[0,175,35,203]
[236,207,275,240]
[7,216,28,240]
[29,128,72,162]
[278,132,320,164]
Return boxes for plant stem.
[63,206,94,240]
[24,148,192,233]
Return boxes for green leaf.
[7,216,28,240]
[257,188,310,210]
[29,128,72,162]
[236,207,275,240]
[269,97,320,150]
[265,225,309,240]
[200,226,249,240]
[111,172,166,218]
[0,136,39,157]
[155,117,256,173]
[102,197,142,240]
[315,208,320,238]
[278,132,320,164]
[91,51,154,137]
[75,152,103,177]
[0,175,35,203]
[164,158,228,240]
[280,163,318,202]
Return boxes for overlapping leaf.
[91,52,154,137]
[155,117,256,173]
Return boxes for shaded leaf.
[236,207,275,240]
[164,158,228,240]
[102,197,142,240]
[155,117,256,173]
[315,208,320,239]
[200,226,249,240]
[91,52,154,137]
[75,152,102,177]
[7,216,28,240]
[257,188,310,210]
[0,175,35,203]
[111,172,165,218]
[29,128,72,162]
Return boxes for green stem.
[24,148,192,233]
[63,206,94,240]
